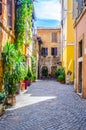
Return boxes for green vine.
[31,54,37,75]
[15,0,33,49]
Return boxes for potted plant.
[4,72,17,106]
[57,75,65,83]
[23,76,29,89]
[14,53,27,93]
[27,66,32,86]
[2,41,22,105]
[55,67,65,83]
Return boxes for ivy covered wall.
[15,0,33,51]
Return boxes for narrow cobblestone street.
[0,80,86,130]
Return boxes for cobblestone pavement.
[0,80,86,130]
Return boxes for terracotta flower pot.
[21,82,25,90]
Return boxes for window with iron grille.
[41,48,48,56]
[52,32,57,42]
[51,47,57,56]
[0,0,2,15]
[7,0,12,29]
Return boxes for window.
[41,48,48,56]
[52,32,57,42]
[7,0,12,29]
[0,0,2,15]
[79,40,83,57]
[51,47,57,56]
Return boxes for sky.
[34,0,61,28]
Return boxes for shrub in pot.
[57,75,65,83]
[27,66,32,85]
[4,72,17,105]
[55,67,65,78]
[23,76,29,89]
[2,41,19,105]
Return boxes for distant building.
[0,0,15,90]
[37,27,61,78]
[73,0,86,98]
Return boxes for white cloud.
[34,0,61,21]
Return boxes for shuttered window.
[51,47,57,56]
[52,32,57,43]
[0,0,2,15]
[7,0,12,29]
[41,48,48,56]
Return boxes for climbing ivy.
[31,54,37,75]
[15,0,33,49]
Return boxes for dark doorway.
[41,66,48,77]
[78,62,82,93]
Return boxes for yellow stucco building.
[61,0,74,83]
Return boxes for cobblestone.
[0,80,86,130]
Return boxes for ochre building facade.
[37,27,61,78]
[0,0,15,90]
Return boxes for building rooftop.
[37,27,61,30]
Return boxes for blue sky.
[34,0,61,28]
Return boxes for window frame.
[51,47,57,56]
[52,32,57,43]
[41,47,48,56]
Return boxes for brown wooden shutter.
[52,32,57,42]
[0,0,2,15]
